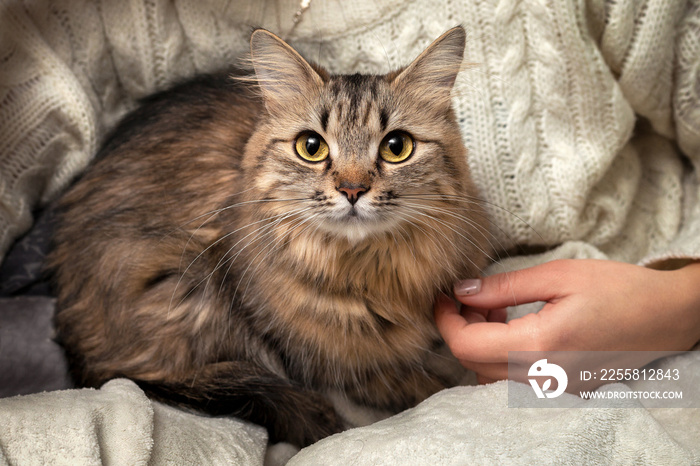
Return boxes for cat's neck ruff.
[259,212,463,309]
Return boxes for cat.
[48,26,491,447]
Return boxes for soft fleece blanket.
[0,379,268,465]
[1,371,698,465]
[1,292,698,466]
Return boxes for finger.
[434,292,468,329]
[487,308,508,323]
[462,309,487,324]
[477,374,500,385]
[460,361,509,381]
[460,306,507,323]
[453,260,574,309]
[435,296,530,363]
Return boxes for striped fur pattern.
[49,27,490,446]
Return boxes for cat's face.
[243,28,474,243]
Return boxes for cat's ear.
[391,26,466,107]
[250,29,325,112]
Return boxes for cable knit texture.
[1,0,699,269]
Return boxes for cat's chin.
[319,215,397,245]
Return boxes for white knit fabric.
[1,0,699,269]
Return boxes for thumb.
[434,292,526,363]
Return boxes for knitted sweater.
[1,0,699,271]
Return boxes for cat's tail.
[134,361,344,447]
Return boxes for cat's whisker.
[169,208,298,304]
[392,221,418,264]
[212,207,312,298]
[385,226,411,263]
[401,201,504,264]
[172,196,312,276]
[399,194,543,266]
[404,206,492,273]
[177,202,307,278]
[218,209,314,303]
[389,214,449,280]
[246,214,329,311]
[170,207,314,315]
[398,207,486,277]
[401,193,543,242]
[211,206,315,300]
[398,199,527,303]
[236,211,323,305]
[170,193,309,238]
[392,211,452,264]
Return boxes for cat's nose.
[337,183,369,205]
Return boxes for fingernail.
[454,278,482,297]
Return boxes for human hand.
[434,259,700,390]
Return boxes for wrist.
[667,262,700,349]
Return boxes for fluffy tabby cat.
[49,26,490,446]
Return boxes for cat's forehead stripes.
[320,108,330,133]
[320,74,392,149]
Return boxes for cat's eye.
[379,131,414,163]
[295,132,329,163]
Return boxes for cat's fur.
[49,27,490,446]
